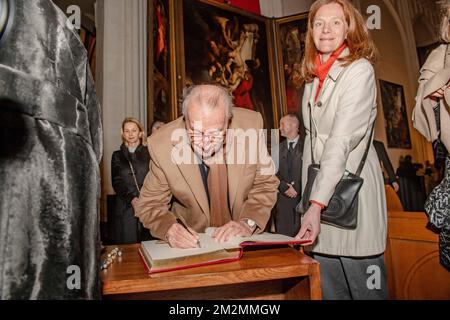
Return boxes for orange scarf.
[314,44,347,102]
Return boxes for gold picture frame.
[172,0,280,129]
[273,13,309,118]
[147,0,178,130]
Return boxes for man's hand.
[165,222,200,249]
[429,85,450,100]
[212,221,253,244]
[131,197,139,208]
[392,181,400,192]
[295,203,321,244]
[284,184,298,198]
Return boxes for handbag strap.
[444,44,450,69]
[355,124,374,176]
[308,72,375,177]
[128,160,140,195]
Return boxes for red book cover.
[139,239,310,275]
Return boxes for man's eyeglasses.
[187,129,226,144]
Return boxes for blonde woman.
[294,0,387,299]
[413,0,450,270]
[111,118,152,244]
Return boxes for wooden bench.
[385,186,450,299]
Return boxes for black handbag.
[296,101,374,230]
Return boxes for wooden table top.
[101,244,319,296]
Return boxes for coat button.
[317,101,322,107]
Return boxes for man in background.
[274,114,303,236]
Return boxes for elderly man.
[133,84,279,248]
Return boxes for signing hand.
[212,221,253,244]
[284,184,298,198]
[165,222,200,249]
[295,203,322,244]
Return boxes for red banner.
[218,0,261,15]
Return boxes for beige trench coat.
[413,44,450,151]
[301,49,387,257]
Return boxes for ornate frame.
[172,0,280,129]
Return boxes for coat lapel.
[313,48,349,120]
[226,119,246,214]
[306,78,320,135]
[279,140,287,160]
[316,65,344,108]
[294,137,303,157]
[308,78,319,110]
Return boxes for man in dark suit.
[275,114,304,236]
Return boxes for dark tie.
[288,141,295,153]
[198,163,210,204]
[287,142,294,182]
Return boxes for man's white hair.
[181,84,234,120]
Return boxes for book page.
[141,233,232,261]
[142,229,299,262]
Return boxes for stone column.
[96,0,148,219]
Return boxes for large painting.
[177,0,278,129]
[274,13,308,115]
[379,80,412,149]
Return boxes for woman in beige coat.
[412,1,450,270]
[294,0,387,299]
[412,3,450,152]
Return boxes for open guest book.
[139,227,310,274]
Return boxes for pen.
[176,218,201,248]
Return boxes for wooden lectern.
[101,244,322,300]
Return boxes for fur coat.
[0,0,102,299]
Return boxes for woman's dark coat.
[111,144,152,244]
